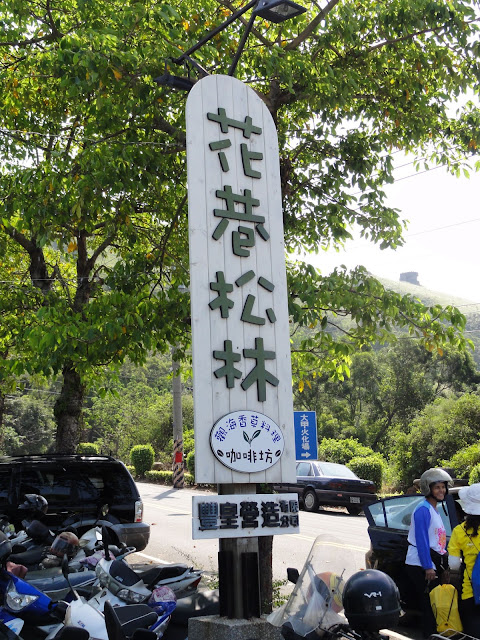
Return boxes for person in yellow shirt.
[448,483,480,635]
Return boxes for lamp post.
[155,0,306,88]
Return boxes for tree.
[293,341,478,449]
[1,0,477,450]
[393,393,480,488]
[3,394,55,453]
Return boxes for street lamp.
[254,0,307,22]
[154,0,306,88]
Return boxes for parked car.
[364,491,462,613]
[0,454,150,551]
[273,460,378,515]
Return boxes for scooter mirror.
[101,525,111,555]
[287,568,299,584]
[61,553,69,579]
[61,553,80,601]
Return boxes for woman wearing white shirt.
[405,468,452,638]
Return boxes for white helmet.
[419,468,453,497]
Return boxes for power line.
[407,218,480,237]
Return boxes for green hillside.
[377,277,480,365]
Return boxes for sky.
[304,159,480,309]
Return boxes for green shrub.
[126,465,135,475]
[318,438,375,465]
[130,444,155,477]
[145,470,195,486]
[348,455,385,490]
[77,442,99,455]
[186,451,195,476]
[145,470,173,484]
[443,444,480,479]
[469,465,480,485]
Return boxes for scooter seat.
[9,546,46,566]
[136,564,190,587]
[104,601,158,640]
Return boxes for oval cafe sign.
[210,410,284,473]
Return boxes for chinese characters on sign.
[192,494,300,540]
[293,411,318,460]
[187,75,296,483]
[210,410,284,473]
[207,108,278,403]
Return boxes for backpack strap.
[446,587,456,622]
[463,529,480,592]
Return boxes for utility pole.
[172,352,184,489]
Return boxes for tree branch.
[285,0,341,51]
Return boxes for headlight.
[116,588,146,604]
[6,581,39,611]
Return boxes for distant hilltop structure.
[400,271,421,286]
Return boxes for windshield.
[270,535,366,636]
[315,462,358,479]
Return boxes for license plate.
[350,497,360,503]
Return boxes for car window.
[367,496,454,536]
[0,469,11,505]
[20,468,72,504]
[296,462,312,476]
[75,474,104,501]
[315,462,359,479]
[100,466,135,501]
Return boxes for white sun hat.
[458,483,480,516]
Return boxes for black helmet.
[342,569,401,632]
[0,531,12,562]
[19,494,48,515]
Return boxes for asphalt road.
[134,482,371,582]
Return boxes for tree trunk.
[54,363,85,453]
[259,535,273,614]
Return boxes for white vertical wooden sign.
[186,75,295,484]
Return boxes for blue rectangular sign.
[294,411,318,460]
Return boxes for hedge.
[145,470,195,486]
[348,455,384,490]
[186,451,195,477]
[130,444,155,477]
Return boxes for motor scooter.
[44,556,176,640]
[269,535,402,640]
[90,527,202,600]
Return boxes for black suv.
[0,454,150,552]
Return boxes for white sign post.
[186,74,295,618]
[186,75,295,485]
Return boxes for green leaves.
[0,0,478,445]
